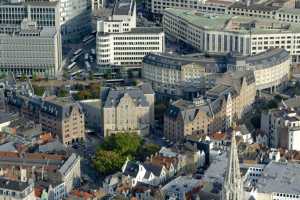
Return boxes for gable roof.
[123,161,140,177]
[101,84,152,108]
[142,163,163,177]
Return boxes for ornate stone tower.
[222,129,243,200]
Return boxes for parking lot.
[63,31,98,81]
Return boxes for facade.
[96,28,165,66]
[97,0,137,34]
[0,178,35,200]
[0,0,91,42]
[5,89,85,145]
[143,48,290,98]
[145,0,300,28]
[58,0,92,42]
[0,1,60,29]
[144,0,232,18]
[0,1,62,78]
[92,0,106,11]
[286,127,300,151]
[0,20,61,78]
[0,152,81,195]
[40,97,85,145]
[163,8,300,63]
[142,53,225,96]
[96,0,165,67]
[79,99,102,133]
[228,48,291,93]
[164,71,255,141]
[261,97,300,148]
[100,83,155,137]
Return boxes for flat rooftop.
[203,152,227,184]
[98,27,163,36]
[164,8,300,33]
[256,161,300,195]
[113,0,133,16]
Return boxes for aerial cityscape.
[0,0,300,199]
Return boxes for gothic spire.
[222,127,243,200]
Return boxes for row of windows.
[114,47,160,50]
[113,36,161,40]
[113,42,160,45]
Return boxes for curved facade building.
[228,48,291,92]
[142,53,226,97]
[163,8,300,63]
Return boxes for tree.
[20,74,27,81]
[93,133,141,175]
[57,89,69,97]
[74,90,92,100]
[33,85,45,96]
[89,83,101,98]
[92,150,125,175]
[100,133,142,156]
[136,143,160,161]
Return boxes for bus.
[84,53,89,60]
[92,73,104,79]
[105,79,125,84]
[71,69,84,77]
[70,54,80,63]
[85,61,91,71]
[73,49,83,56]
[66,62,76,70]
[83,35,94,43]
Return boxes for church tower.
[222,129,243,200]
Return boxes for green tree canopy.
[100,133,142,156]
[136,143,161,161]
[93,133,160,175]
[92,150,125,175]
[33,85,45,96]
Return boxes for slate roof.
[143,53,226,72]
[101,84,152,108]
[0,142,17,152]
[256,161,300,194]
[165,97,226,122]
[0,178,30,191]
[40,97,82,120]
[230,48,290,70]
[143,163,163,177]
[165,100,200,122]
[123,161,139,177]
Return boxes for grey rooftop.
[0,178,30,191]
[113,0,134,16]
[256,161,300,195]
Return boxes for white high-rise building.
[96,0,165,67]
